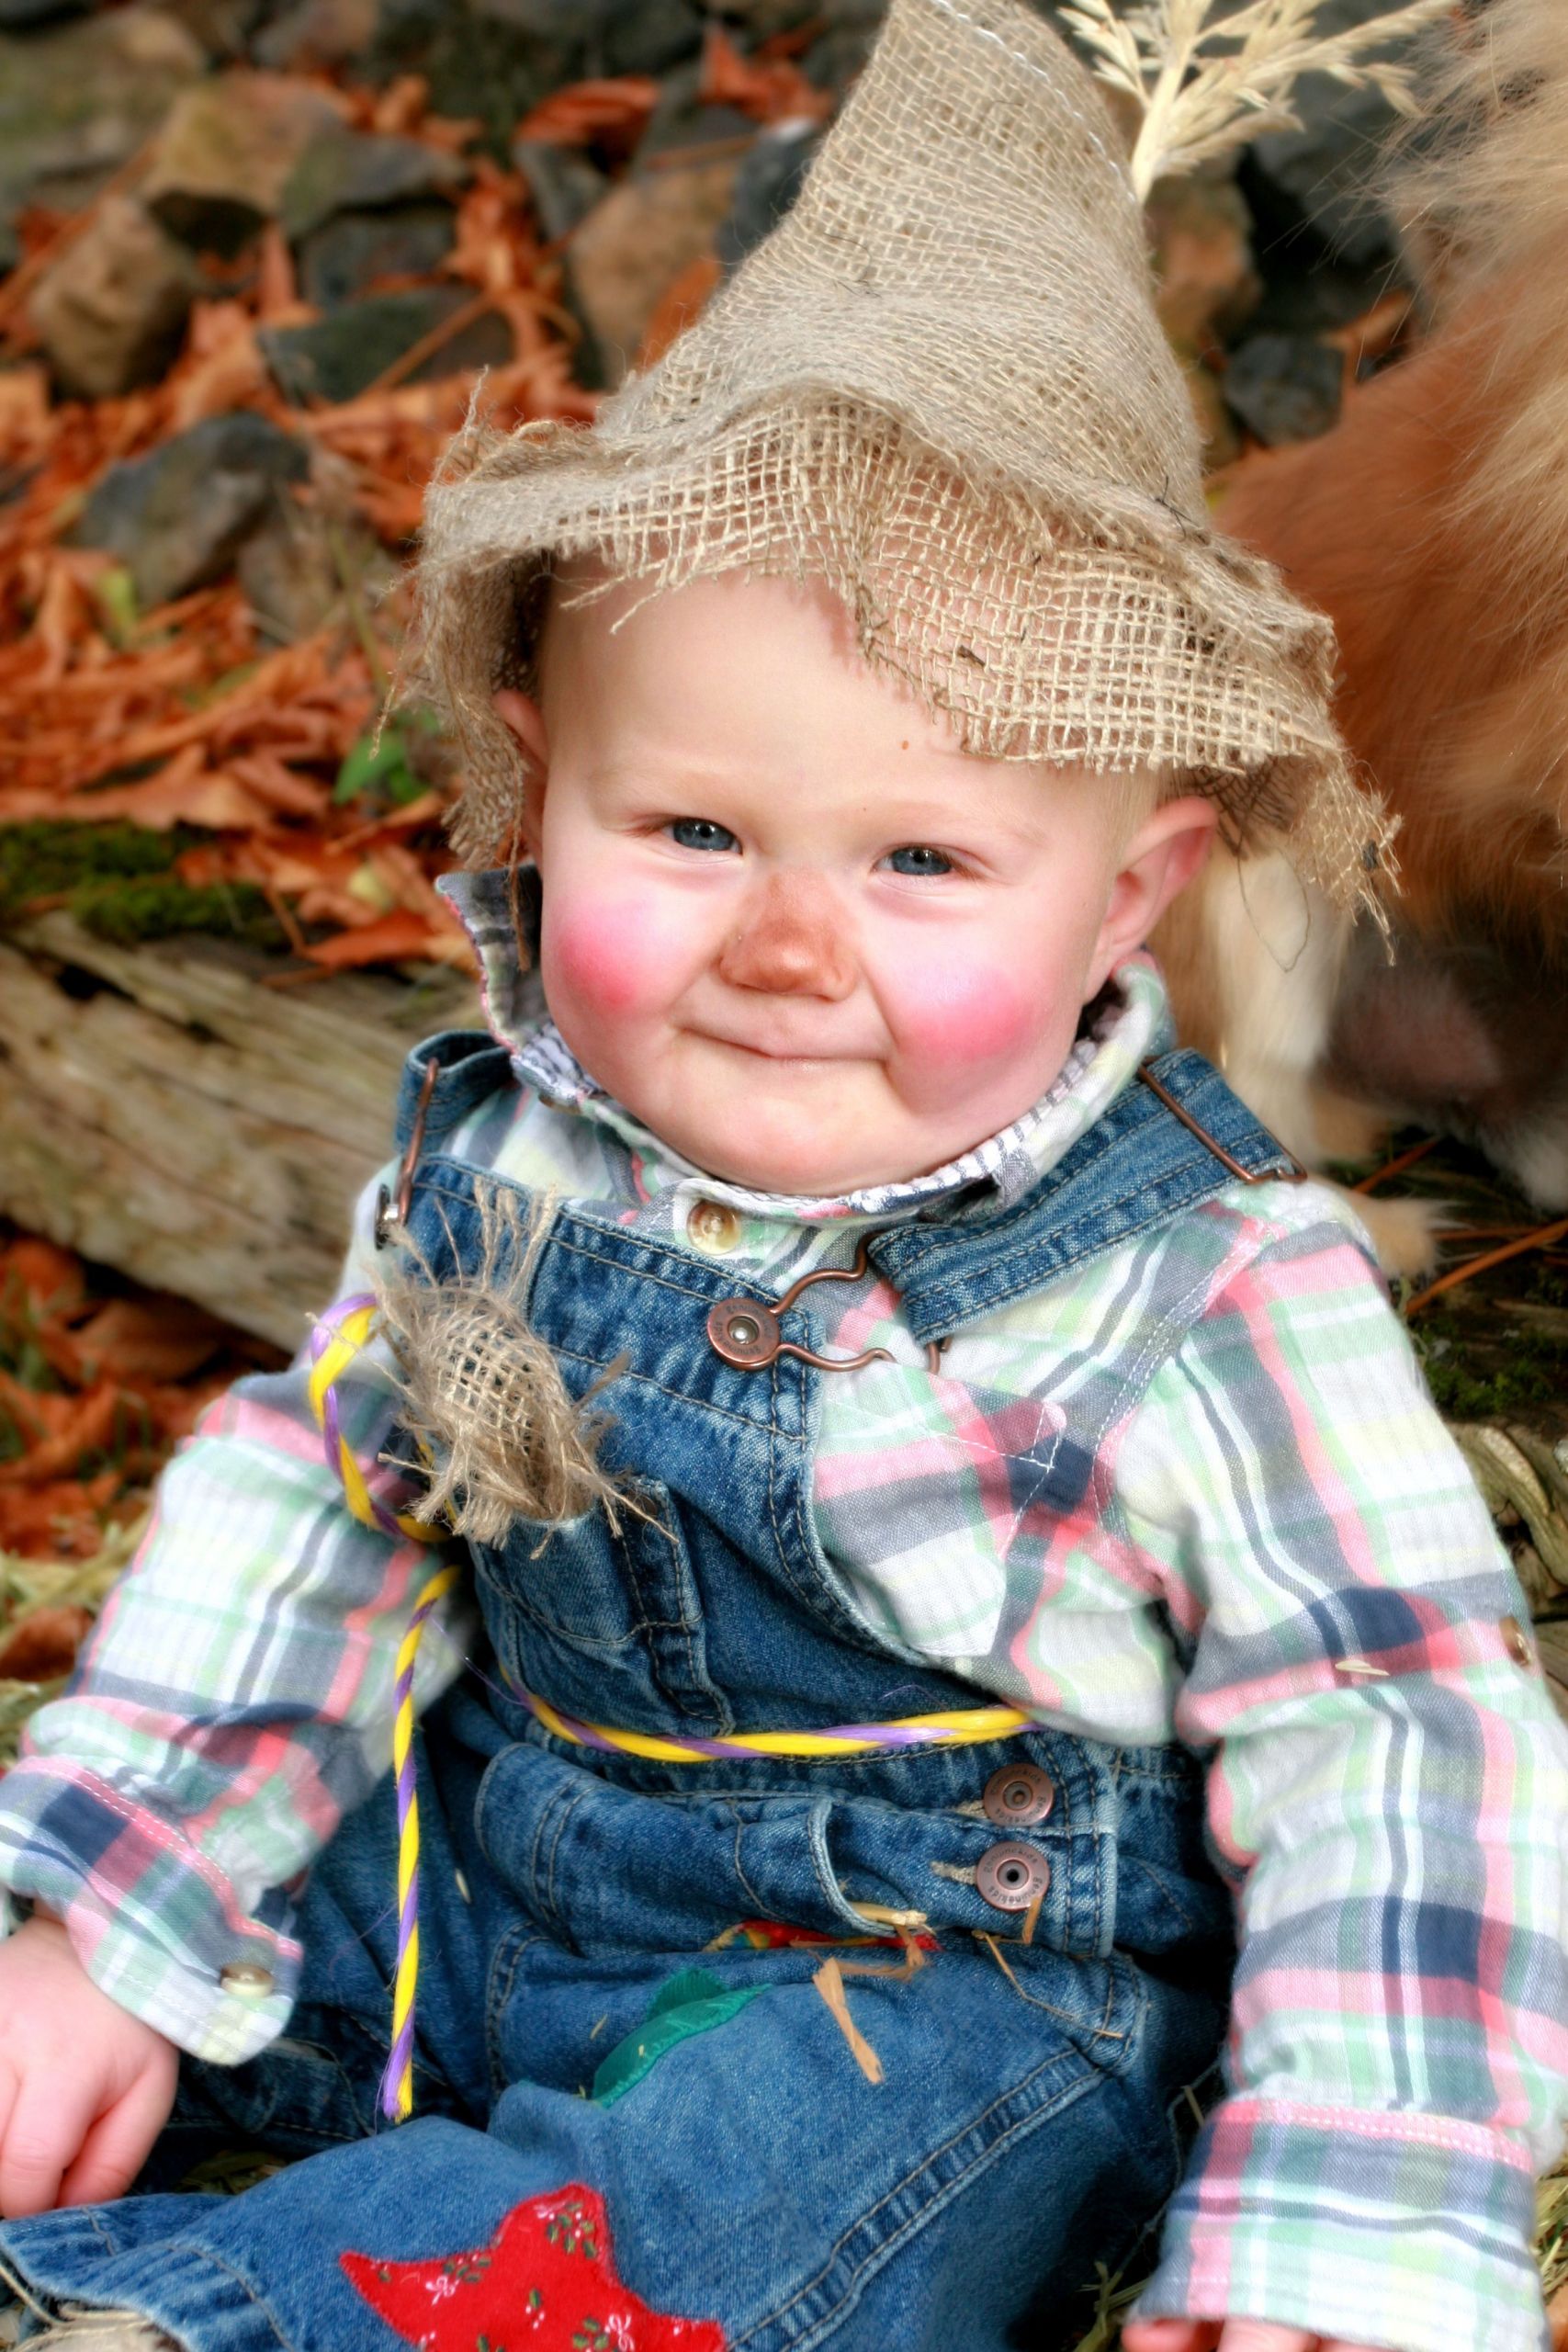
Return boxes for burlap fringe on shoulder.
[373,1179,626,1547]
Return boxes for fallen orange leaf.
[2,1237,87,1317]
[514,75,660,147]
[0,1605,96,1683]
[300,905,473,968]
[699,26,833,125]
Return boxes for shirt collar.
[439,866,1173,1222]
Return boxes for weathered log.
[0,912,478,1348]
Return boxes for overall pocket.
[472,1479,735,1734]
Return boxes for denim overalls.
[0,1034,1299,2352]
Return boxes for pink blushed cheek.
[543,896,674,1023]
[895,962,1044,1080]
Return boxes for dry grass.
[1061,0,1454,197]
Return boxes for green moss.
[69,876,285,950]
[0,820,189,913]
[1416,1309,1568,1419]
[0,824,284,949]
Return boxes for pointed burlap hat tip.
[416,0,1393,918]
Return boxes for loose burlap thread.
[373,1182,625,1547]
[417,0,1392,914]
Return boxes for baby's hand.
[1125,2320,1399,2352]
[0,1912,178,2216]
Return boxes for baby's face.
[501,569,1210,1194]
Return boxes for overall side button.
[976,1841,1051,1912]
[981,1762,1055,1827]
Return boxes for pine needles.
[1059,0,1456,198]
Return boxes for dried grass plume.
[1061,0,1456,198]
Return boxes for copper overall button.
[976,1840,1050,1912]
[707,1298,782,1368]
[981,1762,1055,1828]
[688,1200,741,1253]
[1499,1613,1534,1668]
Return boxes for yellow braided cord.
[386,1558,463,2122]
[305,1303,434,1544]
[523,1688,1033,1763]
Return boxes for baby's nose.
[717,875,855,1000]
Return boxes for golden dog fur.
[1156,0,1568,1265]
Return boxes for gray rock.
[370,0,699,140]
[1223,333,1344,446]
[0,9,203,231]
[145,0,261,61]
[567,155,738,387]
[297,200,456,307]
[804,25,878,88]
[71,412,309,610]
[635,62,755,166]
[368,0,568,149]
[280,122,466,243]
[30,195,198,399]
[141,73,342,256]
[469,0,701,75]
[253,0,375,71]
[0,0,86,27]
[597,0,702,77]
[717,122,819,269]
[511,139,607,244]
[718,0,821,34]
[1246,78,1401,272]
[259,285,511,403]
[236,492,391,640]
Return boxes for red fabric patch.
[341,2184,727,2352]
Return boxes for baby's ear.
[492,688,549,856]
[1088,796,1217,995]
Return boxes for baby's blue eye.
[884,845,954,876]
[671,819,739,853]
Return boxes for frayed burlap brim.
[414,0,1394,918]
[418,392,1393,911]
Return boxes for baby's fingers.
[0,2068,97,2218]
[59,2056,177,2210]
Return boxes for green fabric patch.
[591,1970,764,2107]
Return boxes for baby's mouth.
[694,1031,857,1068]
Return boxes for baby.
[0,5,1564,2352]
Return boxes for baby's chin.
[628,1094,983,1199]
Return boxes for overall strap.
[378,1030,517,1250]
[868,1048,1303,1344]
[392,1028,516,1153]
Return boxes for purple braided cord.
[311,1294,407,1540]
[378,1570,452,2121]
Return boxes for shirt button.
[1499,1613,1534,1668]
[975,1840,1051,1912]
[687,1200,741,1254]
[981,1763,1055,1828]
[220,1962,276,1997]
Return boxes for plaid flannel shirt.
[1,870,1563,2352]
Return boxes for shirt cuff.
[1135,2098,1547,2352]
[0,1758,299,2064]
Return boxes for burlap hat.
[417,0,1392,911]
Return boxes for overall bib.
[0,1035,1299,2352]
